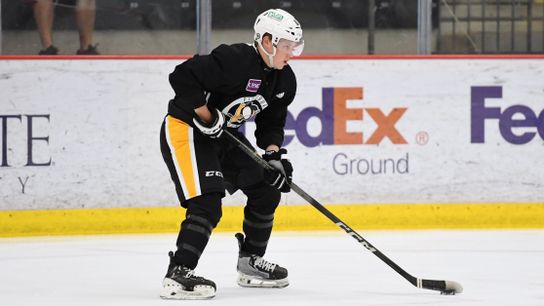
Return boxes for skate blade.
[160,278,215,300]
[237,272,289,288]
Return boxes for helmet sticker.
[266,11,284,21]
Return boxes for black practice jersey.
[167,43,297,150]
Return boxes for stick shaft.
[222,130,449,292]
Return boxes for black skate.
[235,233,289,288]
[160,251,216,300]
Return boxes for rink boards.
[0,56,543,236]
[1,203,543,237]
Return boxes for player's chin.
[276,61,288,70]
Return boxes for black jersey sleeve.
[254,66,297,150]
[168,44,246,113]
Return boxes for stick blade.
[440,280,463,295]
[421,278,463,295]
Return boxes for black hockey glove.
[192,108,226,139]
[262,148,293,193]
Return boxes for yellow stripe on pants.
[166,116,199,199]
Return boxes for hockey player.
[159,8,304,299]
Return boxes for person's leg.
[174,193,222,266]
[220,132,281,255]
[159,115,224,299]
[160,115,226,265]
[75,0,97,53]
[221,131,288,287]
[240,183,280,256]
[32,0,56,53]
[236,183,288,288]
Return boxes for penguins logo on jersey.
[222,95,268,128]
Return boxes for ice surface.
[1,230,543,306]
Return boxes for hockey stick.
[222,129,463,295]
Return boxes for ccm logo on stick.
[471,86,544,144]
[336,222,377,252]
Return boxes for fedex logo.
[471,86,544,144]
[283,87,408,147]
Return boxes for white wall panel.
[1,58,542,209]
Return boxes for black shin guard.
[241,184,281,256]
[175,193,223,269]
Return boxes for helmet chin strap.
[257,41,276,69]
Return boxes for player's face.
[273,38,304,70]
